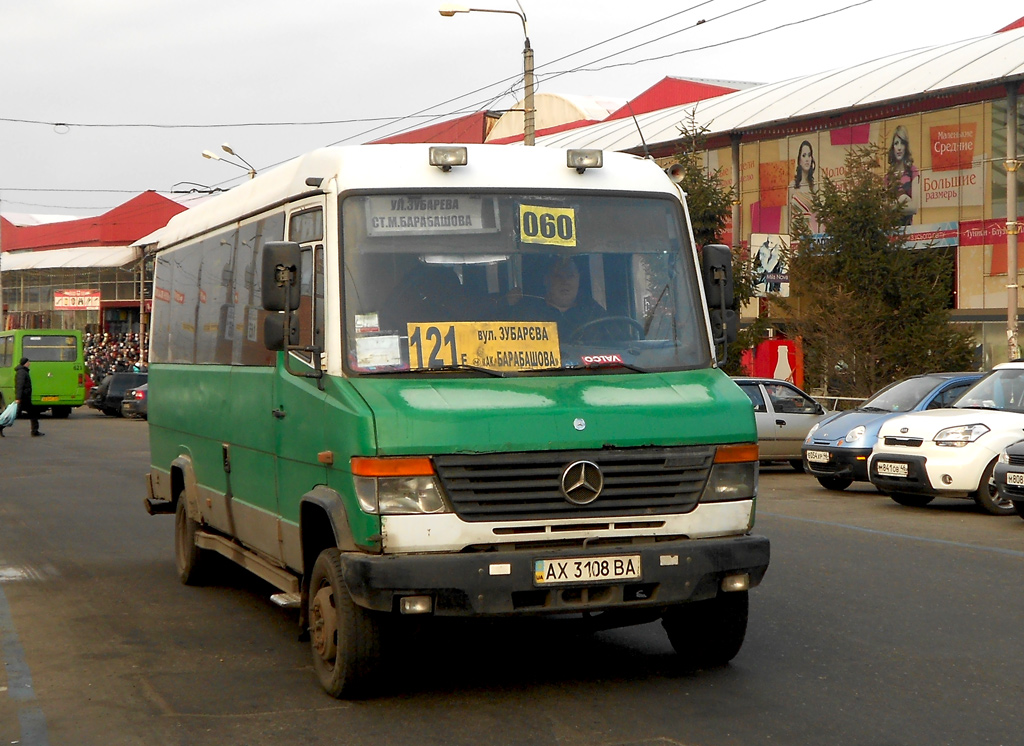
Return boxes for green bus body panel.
[147,357,380,545]
[0,330,85,407]
[348,368,755,455]
[149,361,753,552]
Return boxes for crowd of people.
[85,331,145,383]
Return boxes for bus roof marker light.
[567,149,602,174]
[429,146,468,172]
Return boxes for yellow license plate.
[41,396,59,402]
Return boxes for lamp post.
[439,2,534,146]
[202,143,256,179]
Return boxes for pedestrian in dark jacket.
[15,357,43,437]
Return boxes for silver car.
[733,377,830,471]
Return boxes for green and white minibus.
[0,329,86,417]
[143,144,769,697]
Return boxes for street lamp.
[202,143,256,179]
[439,2,534,146]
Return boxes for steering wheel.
[568,316,645,343]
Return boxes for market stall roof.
[534,25,1024,152]
[0,191,186,252]
[0,245,139,271]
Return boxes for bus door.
[273,202,330,536]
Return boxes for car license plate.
[805,450,830,464]
[876,461,909,478]
[41,396,59,402]
[534,555,641,585]
[1007,472,1024,486]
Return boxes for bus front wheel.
[662,591,748,669]
[308,548,382,698]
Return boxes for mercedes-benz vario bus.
[143,144,769,697]
[0,329,86,417]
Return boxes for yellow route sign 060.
[518,204,577,247]
[407,321,561,372]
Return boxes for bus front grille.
[433,446,714,522]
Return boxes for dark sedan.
[87,372,148,417]
[120,383,148,419]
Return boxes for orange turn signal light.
[714,443,759,464]
[351,456,435,477]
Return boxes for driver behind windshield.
[511,256,606,339]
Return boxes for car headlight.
[351,457,450,515]
[933,423,990,447]
[845,425,866,444]
[701,444,758,502]
[804,422,820,443]
[999,450,1010,464]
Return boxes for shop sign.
[54,289,101,311]
[902,222,959,250]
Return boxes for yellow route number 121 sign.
[407,321,561,372]
[518,204,576,247]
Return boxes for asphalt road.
[1,412,1023,745]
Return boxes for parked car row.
[87,372,148,418]
[737,367,1024,521]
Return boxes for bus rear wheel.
[309,548,382,698]
[51,406,72,419]
[175,498,212,585]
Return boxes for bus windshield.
[341,192,709,375]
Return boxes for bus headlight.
[354,475,447,514]
[701,444,758,502]
[351,457,451,515]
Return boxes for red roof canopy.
[604,77,738,120]
[1,191,186,252]
[370,112,499,144]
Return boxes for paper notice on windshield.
[407,321,561,372]
[365,196,498,237]
[355,335,402,368]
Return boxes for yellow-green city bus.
[0,329,86,417]
[142,144,769,697]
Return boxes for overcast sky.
[0,0,1016,218]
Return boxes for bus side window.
[288,206,325,362]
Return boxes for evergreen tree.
[667,116,767,373]
[784,146,974,397]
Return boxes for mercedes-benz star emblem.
[560,460,604,505]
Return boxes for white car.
[868,362,1024,515]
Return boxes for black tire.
[889,492,935,508]
[817,475,853,491]
[789,460,805,473]
[1013,501,1024,520]
[51,406,72,419]
[308,548,382,698]
[175,498,211,585]
[973,460,1016,516]
[662,591,748,668]
[102,407,118,417]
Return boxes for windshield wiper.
[556,361,649,374]
[361,364,507,378]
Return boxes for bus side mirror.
[263,314,300,351]
[701,244,734,309]
[262,242,302,312]
[710,309,738,345]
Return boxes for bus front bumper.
[339,534,770,617]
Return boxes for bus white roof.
[143,144,678,250]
